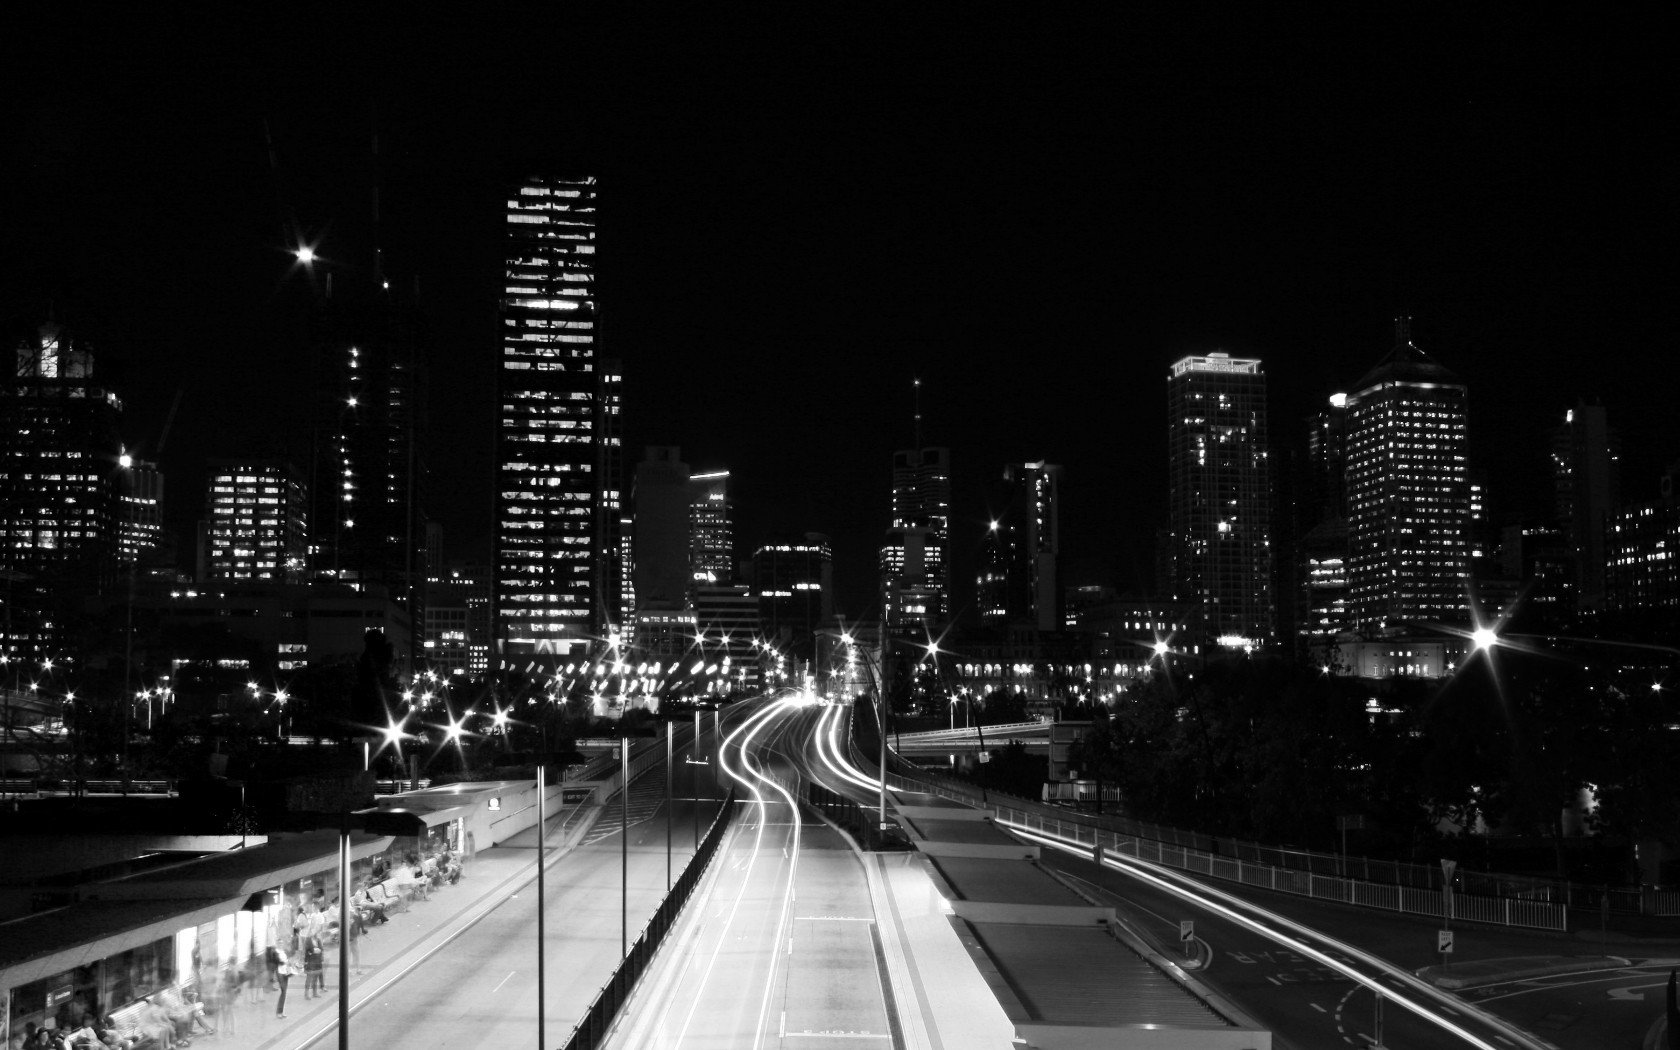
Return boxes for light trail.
[655,697,790,1047]
[740,698,805,1050]
[647,695,807,1050]
[999,819,1551,1050]
[817,702,883,793]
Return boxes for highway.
[604,695,1014,1049]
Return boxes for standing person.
[303,935,324,999]
[217,966,240,1040]
[273,947,294,1019]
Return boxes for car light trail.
[653,695,805,1050]
[999,819,1548,1050]
[817,703,883,793]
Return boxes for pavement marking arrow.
[1607,982,1670,1002]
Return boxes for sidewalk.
[192,797,603,1050]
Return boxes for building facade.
[493,175,622,666]
[1552,402,1620,614]
[1606,468,1680,614]
[1166,352,1273,646]
[688,469,733,591]
[201,460,309,583]
[1,322,125,658]
[1345,319,1471,631]
[752,534,834,641]
[883,447,951,630]
[978,461,1063,631]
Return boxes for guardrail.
[559,789,737,1050]
[0,777,175,796]
[888,771,1569,932]
[863,706,1674,918]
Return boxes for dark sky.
[7,9,1673,617]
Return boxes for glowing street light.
[1470,626,1499,652]
[295,245,316,264]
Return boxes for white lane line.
[490,970,517,993]
[1310,1002,1326,1013]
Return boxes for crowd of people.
[9,845,467,1049]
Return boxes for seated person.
[63,1017,101,1050]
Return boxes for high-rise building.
[1552,402,1620,614]
[1166,352,1273,646]
[752,534,833,641]
[1345,319,1471,631]
[1,322,124,657]
[494,175,622,666]
[631,446,692,613]
[883,446,951,629]
[977,461,1063,631]
[305,281,427,631]
[117,457,165,566]
[688,469,733,591]
[201,460,309,583]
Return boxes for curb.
[1419,955,1629,990]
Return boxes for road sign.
[1179,920,1195,944]
[977,750,992,763]
[1438,930,1454,954]
[1440,858,1457,880]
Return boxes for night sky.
[7,9,1672,617]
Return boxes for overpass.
[890,719,1052,754]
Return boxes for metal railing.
[559,789,738,1050]
[886,770,1570,932]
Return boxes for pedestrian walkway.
[190,796,605,1050]
[580,766,667,847]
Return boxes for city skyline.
[6,10,1672,619]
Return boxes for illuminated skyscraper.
[117,457,165,566]
[688,469,733,591]
[1166,352,1273,645]
[201,460,309,582]
[882,446,950,629]
[1345,319,1470,630]
[978,461,1063,632]
[494,175,622,666]
[1,322,124,657]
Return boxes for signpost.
[1439,858,1456,973]
[1179,920,1195,956]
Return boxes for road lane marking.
[1310,1002,1326,1013]
[491,970,517,993]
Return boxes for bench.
[106,1001,163,1050]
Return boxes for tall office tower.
[306,281,427,609]
[201,460,309,582]
[1304,394,1349,523]
[1552,402,1620,614]
[977,462,1063,631]
[1,322,124,657]
[631,447,692,613]
[1345,319,1471,631]
[883,446,951,629]
[1166,352,1273,646]
[753,534,834,640]
[494,175,622,666]
[688,469,734,590]
[117,457,165,565]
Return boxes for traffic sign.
[1438,930,1454,954]
[977,750,992,763]
[1179,920,1195,944]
